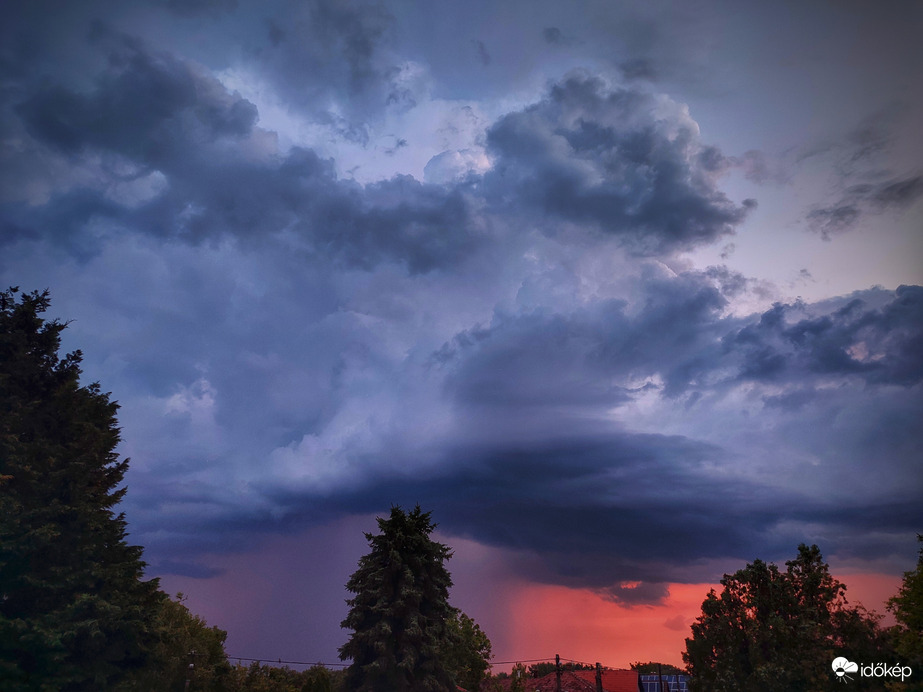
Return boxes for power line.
[228,656,348,668]
[227,654,620,669]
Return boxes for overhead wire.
[226,654,618,669]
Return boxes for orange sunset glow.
[487,570,904,672]
[504,581,709,669]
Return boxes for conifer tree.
[339,505,455,691]
[0,288,163,691]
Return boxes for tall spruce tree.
[339,505,455,691]
[0,288,163,691]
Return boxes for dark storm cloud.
[0,191,127,260]
[472,40,491,66]
[137,275,922,600]
[484,73,754,255]
[9,32,480,272]
[17,28,258,163]
[255,416,921,603]
[155,560,225,579]
[729,284,923,387]
[805,204,860,238]
[130,147,478,272]
[0,220,39,247]
[6,21,919,590]
[387,282,919,597]
[618,58,657,82]
[797,112,898,174]
[250,0,409,130]
[256,431,775,603]
[542,27,564,45]
[153,0,238,18]
[798,107,923,237]
[297,0,392,97]
[9,52,759,272]
[440,277,923,416]
[807,175,923,239]
[870,175,923,209]
[3,0,921,618]
[439,269,732,404]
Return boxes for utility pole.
[555,654,562,692]
[595,662,603,692]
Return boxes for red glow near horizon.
[488,571,902,673]
[497,581,710,670]
[156,525,906,675]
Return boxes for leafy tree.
[339,505,455,691]
[507,663,527,692]
[140,593,232,691]
[441,610,492,690]
[301,664,339,692]
[888,535,923,690]
[527,661,593,677]
[630,661,685,675]
[683,544,886,691]
[226,661,344,692]
[0,288,163,691]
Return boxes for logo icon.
[832,657,859,683]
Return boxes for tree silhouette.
[683,544,886,690]
[339,505,455,691]
[888,535,923,689]
[441,609,492,690]
[0,288,163,690]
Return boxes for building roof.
[488,667,642,692]
[517,670,598,691]
[572,668,642,692]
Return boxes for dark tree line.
[1,288,164,690]
[888,535,923,691]
[684,542,921,691]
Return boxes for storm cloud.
[2,0,921,663]
[484,73,755,254]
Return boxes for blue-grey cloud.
[484,73,755,254]
[7,32,481,272]
[807,175,923,238]
[618,58,657,82]
[729,285,923,387]
[473,40,491,66]
[153,0,238,18]
[2,0,921,622]
[17,27,258,162]
[542,27,564,45]
[798,107,923,238]
[8,48,764,274]
[112,270,922,604]
[247,0,407,132]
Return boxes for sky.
[2,0,922,672]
